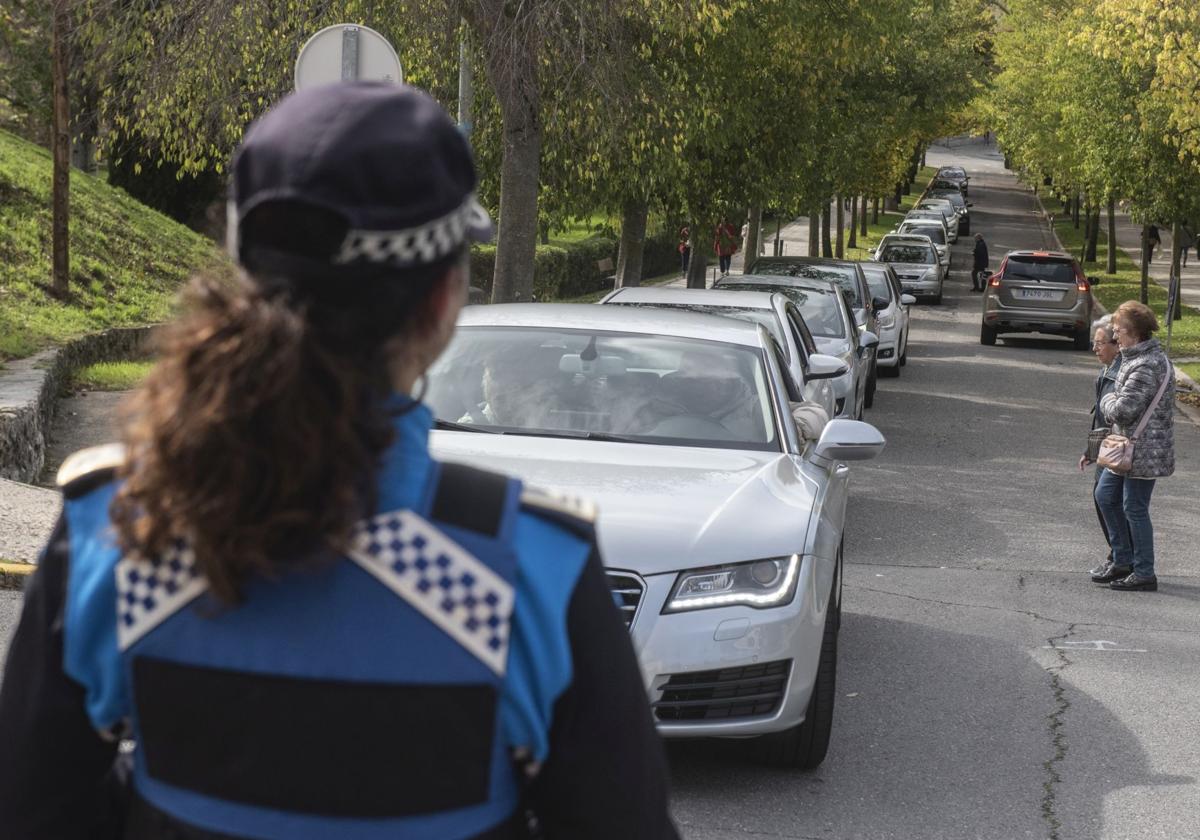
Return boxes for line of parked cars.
[423,244,921,770]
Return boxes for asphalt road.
[1,139,1196,839]
[667,138,1200,839]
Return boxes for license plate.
[1014,288,1064,301]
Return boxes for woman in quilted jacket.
[1093,301,1175,591]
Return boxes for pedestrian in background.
[1080,314,1124,577]
[1177,222,1194,268]
[1093,301,1175,592]
[678,224,691,276]
[971,232,989,291]
[715,218,739,275]
[0,83,679,840]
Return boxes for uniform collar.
[375,395,437,513]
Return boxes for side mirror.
[872,296,890,312]
[900,294,917,305]
[806,353,849,380]
[860,331,879,350]
[813,419,886,462]
[1087,275,1100,286]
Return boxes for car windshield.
[879,243,935,264]
[720,283,847,339]
[899,224,945,245]
[610,302,782,345]
[861,270,893,302]
[918,202,952,216]
[1004,257,1077,284]
[756,263,861,307]
[427,327,779,451]
[939,167,965,179]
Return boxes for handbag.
[1086,428,1109,462]
[1097,365,1172,474]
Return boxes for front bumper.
[619,558,830,738]
[875,323,900,367]
[896,276,940,295]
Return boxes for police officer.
[0,83,678,840]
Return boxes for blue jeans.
[1094,470,1157,577]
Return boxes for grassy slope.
[72,360,155,391]
[1050,211,1200,358]
[0,129,219,359]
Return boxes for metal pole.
[457,24,474,138]
[341,26,360,80]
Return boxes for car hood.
[888,262,936,275]
[430,432,814,576]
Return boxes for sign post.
[295,24,403,91]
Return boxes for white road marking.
[1042,640,1148,653]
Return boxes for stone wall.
[0,328,153,483]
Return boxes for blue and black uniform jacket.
[0,402,677,840]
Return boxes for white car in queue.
[427,304,885,768]
[859,262,915,376]
[873,233,946,304]
[598,286,840,421]
[714,274,877,420]
[894,218,950,270]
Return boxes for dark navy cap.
[228,82,492,273]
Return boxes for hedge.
[469,226,687,301]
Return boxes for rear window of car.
[720,283,847,339]
[1003,257,1077,284]
[879,243,936,264]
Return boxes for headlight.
[922,267,938,279]
[877,311,895,328]
[663,555,801,613]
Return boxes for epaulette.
[519,485,597,539]
[56,443,126,500]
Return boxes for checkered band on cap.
[333,196,489,269]
[346,509,515,675]
[115,539,208,651]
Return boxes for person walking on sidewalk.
[715,218,739,275]
[1178,222,1194,268]
[0,83,680,840]
[971,233,990,291]
[1092,301,1175,592]
[1080,315,1124,575]
[1144,224,1161,263]
[678,224,691,276]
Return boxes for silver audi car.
[426,304,885,768]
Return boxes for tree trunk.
[835,196,845,258]
[1106,199,1117,274]
[480,11,541,303]
[893,183,903,205]
[808,213,819,257]
[744,206,762,272]
[615,201,647,287]
[1080,205,1090,262]
[873,197,880,223]
[1072,192,1080,228]
[51,0,70,298]
[1140,223,1150,304]
[686,222,707,289]
[1171,221,1183,321]
[847,195,858,250]
[860,194,868,236]
[821,203,832,258]
[774,216,782,256]
[1085,206,1100,263]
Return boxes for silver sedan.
[427,304,885,768]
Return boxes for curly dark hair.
[111,203,462,603]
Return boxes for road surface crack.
[1041,623,1076,840]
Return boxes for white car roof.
[457,302,767,348]
[604,286,780,311]
[879,233,935,246]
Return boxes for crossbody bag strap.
[1131,364,1172,441]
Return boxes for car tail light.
[1074,264,1089,292]
[989,274,1001,287]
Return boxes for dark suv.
[980,251,1096,349]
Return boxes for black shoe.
[1110,573,1157,591]
[1090,563,1132,583]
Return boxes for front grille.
[654,659,791,721]
[606,571,644,630]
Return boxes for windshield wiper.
[433,418,499,433]
[497,429,646,444]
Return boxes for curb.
[0,562,35,591]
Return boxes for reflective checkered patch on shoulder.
[116,539,208,651]
[346,510,515,675]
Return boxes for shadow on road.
[667,613,1192,840]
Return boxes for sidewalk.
[1110,215,1200,310]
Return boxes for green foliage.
[72,360,154,391]
[0,128,219,359]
